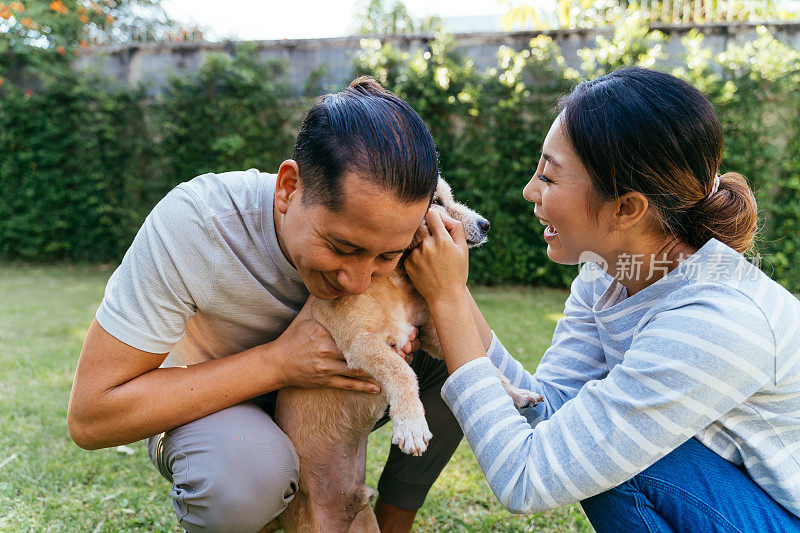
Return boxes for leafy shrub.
[1,28,798,291]
[157,42,299,182]
[0,75,156,260]
[674,27,800,291]
[353,25,800,290]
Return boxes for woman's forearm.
[465,287,493,351]
[429,292,488,374]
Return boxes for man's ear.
[275,160,301,215]
[612,191,650,231]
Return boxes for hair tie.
[710,173,721,196]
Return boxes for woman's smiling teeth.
[537,217,559,239]
[538,218,558,240]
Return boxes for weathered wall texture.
[73,22,800,95]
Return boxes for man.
[67,77,463,532]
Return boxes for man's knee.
[184,464,298,532]
[156,403,300,532]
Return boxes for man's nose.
[337,263,374,295]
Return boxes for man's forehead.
[315,179,428,252]
[335,173,426,213]
[338,173,394,202]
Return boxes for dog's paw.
[503,383,544,409]
[392,414,433,456]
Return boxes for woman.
[406,67,800,531]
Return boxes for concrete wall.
[73,22,800,96]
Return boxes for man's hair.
[292,76,439,210]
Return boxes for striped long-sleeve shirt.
[441,238,800,516]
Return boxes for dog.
[263,177,542,532]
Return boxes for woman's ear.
[613,192,650,231]
[275,160,301,215]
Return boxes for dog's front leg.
[343,333,432,456]
[496,370,544,409]
[418,311,541,409]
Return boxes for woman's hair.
[558,66,758,254]
[292,76,439,211]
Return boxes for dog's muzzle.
[467,216,490,247]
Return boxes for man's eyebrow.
[328,235,406,255]
[542,153,562,168]
[327,235,361,249]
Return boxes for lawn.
[0,263,592,532]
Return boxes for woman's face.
[523,114,615,265]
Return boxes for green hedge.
[1,23,798,291]
[0,43,303,262]
[0,79,155,260]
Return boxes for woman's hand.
[405,210,470,306]
[407,212,486,374]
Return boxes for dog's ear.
[400,221,428,265]
[407,220,428,250]
[401,219,429,265]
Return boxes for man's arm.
[68,301,382,450]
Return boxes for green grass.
[0,264,592,532]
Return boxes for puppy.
[265,178,542,533]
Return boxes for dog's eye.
[431,198,443,206]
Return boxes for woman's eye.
[538,174,551,184]
[380,254,400,262]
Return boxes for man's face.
[275,163,430,300]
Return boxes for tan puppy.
[265,178,541,532]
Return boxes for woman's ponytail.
[682,172,758,254]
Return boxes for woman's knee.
[582,475,684,533]
[581,438,796,533]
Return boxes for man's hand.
[272,298,419,393]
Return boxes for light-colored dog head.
[409,176,490,249]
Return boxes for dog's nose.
[477,218,490,234]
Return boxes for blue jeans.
[581,438,800,533]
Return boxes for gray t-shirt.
[96,169,308,367]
